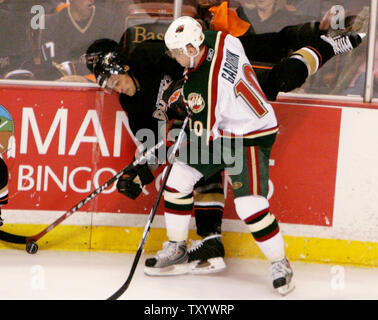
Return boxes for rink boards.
[0,84,377,267]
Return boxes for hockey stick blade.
[0,230,27,244]
[107,116,189,300]
[0,170,125,246]
[0,140,165,246]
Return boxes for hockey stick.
[107,115,190,300]
[0,139,165,251]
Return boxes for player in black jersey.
[86,37,227,274]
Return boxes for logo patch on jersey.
[168,89,182,106]
[187,93,205,114]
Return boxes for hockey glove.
[267,57,308,100]
[116,162,154,200]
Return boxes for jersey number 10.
[234,64,268,118]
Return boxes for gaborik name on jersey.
[221,49,240,85]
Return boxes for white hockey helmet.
[164,16,204,56]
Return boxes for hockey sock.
[246,209,285,262]
[163,186,194,242]
[254,230,285,263]
[193,171,224,237]
[194,188,224,237]
[235,195,285,262]
[164,212,191,242]
[194,206,223,238]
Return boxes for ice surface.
[0,249,377,301]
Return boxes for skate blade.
[144,263,189,276]
[276,281,295,296]
[189,257,226,275]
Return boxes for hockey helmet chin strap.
[188,46,200,69]
[189,56,195,68]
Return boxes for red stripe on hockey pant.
[209,31,227,141]
[246,146,261,196]
[253,146,261,195]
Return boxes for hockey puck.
[26,241,38,254]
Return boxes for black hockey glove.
[116,162,154,200]
[262,56,308,101]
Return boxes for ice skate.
[144,240,188,276]
[271,257,295,296]
[321,32,365,55]
[188,234,226,274]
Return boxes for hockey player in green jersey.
[143,15,364,295]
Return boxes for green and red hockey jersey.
[183,30,279,146]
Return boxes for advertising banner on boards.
[0,85,340,227]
